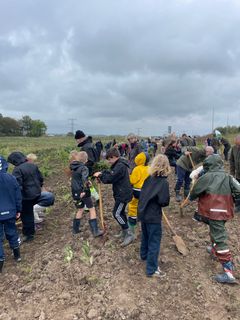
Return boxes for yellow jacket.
[130,152,149,189]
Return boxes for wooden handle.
[188,154,196,170]
[97,183,104,230]
[162,210,176,236]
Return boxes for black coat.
[138,175,170,224]
[165,146,180,165]
[78,136,98,175]
[8,152,42,201]
[100,158,133,203]
[70,161,89,200]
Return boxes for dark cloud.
[0,0,240,136]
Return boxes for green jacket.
[176,147,206,172]
[229,145,240,180]
[190,155,240,220]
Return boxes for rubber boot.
[121,229,134,247]
[72,218,81,234]
[214,261,237,284]
[89,219,104,237]
[128,223,136,240]
[13,247,21,262]
[175,190,182,202]
[114,230,125,239]
[0,260,3,273]
[184,189,190,199]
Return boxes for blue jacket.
[0,156,22,221]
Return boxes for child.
[26,153,55,225]
[93,148,134,246]
[128,152,150,238]
[0,156,22,273]
[190,154,240,284]
[69,151,103,237]
[138,154,170,278]
[7,151,43,242]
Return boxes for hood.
[78,136,92,147]
[8,151,27,166]
[203,154,224,172]
[70,161,85,171]
[134,152,148,166]
[0,156,8,173]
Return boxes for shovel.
[162,210,188,256]
[97,182,106,232]
[179,153,195,217]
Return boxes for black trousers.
[21,198,39,236]
[112,201,128,230]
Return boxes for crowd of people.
[1,130,240,284]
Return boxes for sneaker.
[34,217,44,224]
[214,272,238,284]
[148,267,166,278]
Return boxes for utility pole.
[211,107,215,133]
[136,127,142,137]
[68,118,77,134]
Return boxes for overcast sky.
[0,0,240,136]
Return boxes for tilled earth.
[1,169,240,320]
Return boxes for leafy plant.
[80,241,94,266]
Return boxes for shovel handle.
[162,210,176,236]
[188,153,196,170]
[97,182,104,230]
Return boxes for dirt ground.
[1,168,240,320]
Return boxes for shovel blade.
[173,235,188,256]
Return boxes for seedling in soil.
[80,241,94,266]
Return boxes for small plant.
[80,241,94,266]
[64,245,74,263]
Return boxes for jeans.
[140,222,162,276]
[0,218,20,260]
[175,165,191,191]
[37,191,55,207]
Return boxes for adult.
[220,137,231,161]
[175,146,214,202]
[229,135,240,212]
[74,130,98,176]
[127,133,143,173]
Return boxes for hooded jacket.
[78,136,99,175]
[100,158,133,203]
[138,175,170,224]
[0,156,22,221]
[70,161,89,200]
[190,155,240,220]
[8,152,42,201]
[229,145,240,180]
[177,147,206,172]
[130,152,150,189]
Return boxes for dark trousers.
[112,201,128,230]
[21,198,39,236]
[223,147,230,161]
[175,165,191,191]
[0,218,20,260]
[140,222,162,276]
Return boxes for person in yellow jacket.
[128,152,150,237]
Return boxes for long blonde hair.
[148,154,171,177]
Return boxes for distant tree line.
[215,125,240,135]
[0,114,47,137]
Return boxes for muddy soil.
[1,168,240,320]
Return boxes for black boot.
[89,219,104,237]
[0,260,3,273]
[184,189,190,199]
[13,247,21,262]
[73,218,81,234]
